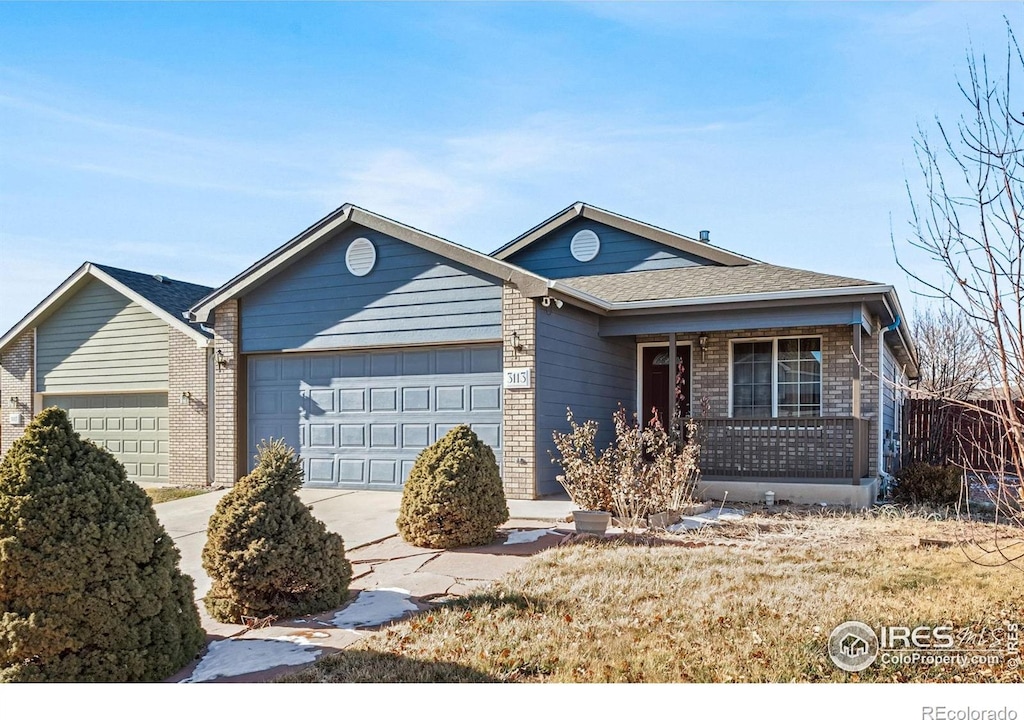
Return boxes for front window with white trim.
[731,337,822,418]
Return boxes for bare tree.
[912,304,988,399]
[895,19,1024,564]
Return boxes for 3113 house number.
[504,368,532,389]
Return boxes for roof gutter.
[548,281,894,313]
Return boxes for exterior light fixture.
[179,391,192,406]
[698,334,709,362]
[511,331,524,355]
[9,396,18,408]
[215,348,229,370]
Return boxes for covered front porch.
[627,321,879,507]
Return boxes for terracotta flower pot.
[573,510,612,535]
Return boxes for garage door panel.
[402,351,430,375]
[309,389,335,412]
[402,387,430,411]
[371,353,399,376]
[248,345,502,489]
[44,393,169,482]
[470,346,502,373]
[402,424,429,449]
[307,458,335,483]
[339,460,364,483]
[471,385,500,410]
[339,389,365,412]
[370,388,397,411]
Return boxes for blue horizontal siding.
[505,217,717,278]
[240,226,503,353]
[535,304,636,496]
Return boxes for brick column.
[168,328,209,486]
[501,284,537,500]
[213,301,240,486]
[0,330,34,457]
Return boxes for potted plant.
[551,410,613,534]
[552,407,703,535]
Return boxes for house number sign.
[504,367,532,389]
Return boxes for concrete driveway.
[154,488,572,604]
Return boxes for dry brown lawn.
[283,507,1024,683]
[144,486,210,504]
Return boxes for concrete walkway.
[155,489,575,682]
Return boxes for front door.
[641,345,691,428]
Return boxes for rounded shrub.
[201,439,352,623]
[893,461,964,505]
[396,425,509,549]
[0,407,205,682]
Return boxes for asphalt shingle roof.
[557,264,882,304]
[93,264,214,336]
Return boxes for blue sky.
[0,2,1017,331]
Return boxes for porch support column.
[851,324,862,417]
[668,333,677,432]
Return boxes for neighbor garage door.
[44,393,170,481]
[247,344,502,489]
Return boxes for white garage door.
[247,345,502,489]
[44,393,170,481]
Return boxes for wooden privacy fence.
[901,397,1024,470]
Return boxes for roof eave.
[0,263,210,351]
[492,202,756,267]
[189,204,552,323]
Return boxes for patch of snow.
[183,636,321,683]
[668,507,747,533]
[332,587,418,629]
[504,528,559,545]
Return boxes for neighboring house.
[184,202,918,508]
[0,263,214,484]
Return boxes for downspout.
[207,345,215,486]
[878,315,901,479]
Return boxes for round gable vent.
[346,237,377,277]
[570,229,600,263]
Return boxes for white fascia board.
[578,205,755,267]
[190,204,554,323]
[491,203,582,259]
[493,202,758,267]
[0,263,92,350]
[189,206,354,323]
[0,263,210,351]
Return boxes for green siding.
[37,279,169,393]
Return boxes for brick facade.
[0,330,34,456]
[168,328,209,486]
[213,300,240,486]
[501,284,537,500]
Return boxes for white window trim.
[727,335,823,418]
[635,339,693,419]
